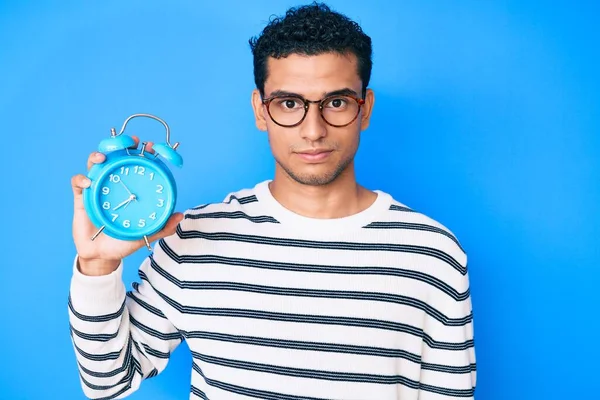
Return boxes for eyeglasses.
[262,93,366,128]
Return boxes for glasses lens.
[267,97,306,126]
[321,96,360,126]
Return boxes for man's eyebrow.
[265,87,360,99]
[265,90,301,98]
[324,88,360,97]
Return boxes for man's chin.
[293,174,337,186]
[276,157,354,186]
[285,167,343,186]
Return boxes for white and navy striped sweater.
[68,180,476,400]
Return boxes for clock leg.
[143,235,152,251]
[91,226,105,241]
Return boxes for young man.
[69,3,476,399]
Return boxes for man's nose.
[299,103,327,141]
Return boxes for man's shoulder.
[177,181,272,230]
[185,184,262,214]
[373,191,467,259]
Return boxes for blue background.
[0,1,598,399]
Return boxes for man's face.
[251,52,374,186]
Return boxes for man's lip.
[295,149,333,155]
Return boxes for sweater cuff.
[69,255,126,316]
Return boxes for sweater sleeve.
[418,259,477,399]
[68,245,183,399]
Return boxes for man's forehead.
[264,53,362,96]
[266,52,358,74]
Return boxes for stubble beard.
[276,152,355,186]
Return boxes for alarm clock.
[83,113,183,250]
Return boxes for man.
[69,3,476,399]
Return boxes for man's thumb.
[148,212,184,243]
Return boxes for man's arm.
[68,240,183,399]
[418,259,477,399]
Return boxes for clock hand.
[119,180,137,201]
[112,194,136,211]
[112,198,132,211]
[122,193,138,209]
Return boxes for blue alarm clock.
[83,113,183,250]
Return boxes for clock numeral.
[109,174,121,183]
[123,220,131,228]
[149,172,155,180]
[120,167,130,175]
[157,199,164,207]
[149,212,157,220]
[156,184,163,194]
[134,166,145,175]
[102,202,111,210]
[111,213,119,222]
[102,187,110,195]
[138,219,146,227]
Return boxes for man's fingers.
[72,174,91,194]
[128,136,140,149]
[72,174,92,210]
[144,141,155,154]
[144,213,185,246]
[86,152,106,170]
[128,136,158,153]
[155,212,184,239]
[86,135,143,170]
[165,212,184,231]
[131,138,155,154]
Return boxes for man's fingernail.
[82,179,91,187]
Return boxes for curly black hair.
[249,2,372,97]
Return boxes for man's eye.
[278,98,301,109]
[325,97,348,108]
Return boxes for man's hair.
[249,2,373,97]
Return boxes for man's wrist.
[77,258,121,276]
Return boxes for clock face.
[95,161,173,238]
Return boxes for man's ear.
[360,88,375,131]
[251,89,268,131]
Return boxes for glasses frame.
[262,94,366,128]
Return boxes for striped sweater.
[68,180,476,400]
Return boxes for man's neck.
[268,164,377,219]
